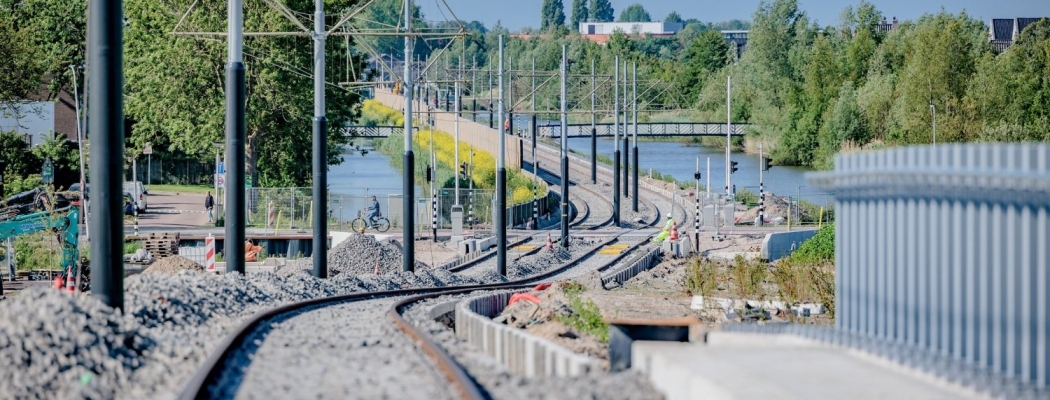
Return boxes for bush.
[684,257,722,296]
[788,224,834,264]
[731,255,768,299]
[557,296,609,342]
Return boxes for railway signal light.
[694,172,701,180]
[762,157,773,171]
[460,163,468,176]
[730,161,739,174]
[425,166,432,182]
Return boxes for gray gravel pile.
[404,295,664,400]
[0,288,151,399]
[278,233,425,277]
[462,239,603,282]
[142,256,205,275]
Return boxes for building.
[0,88,79,146]
[989,17,1046,52]
[578,21,683,45]
[721,30,748,59]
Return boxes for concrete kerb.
[455,290,602,378]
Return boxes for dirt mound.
[736,192,807,225]
[496,281,608,360]
[142,256,205,275]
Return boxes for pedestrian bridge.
[343,121,748,138]
[539,122,747,138]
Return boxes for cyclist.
[366,196,381,227]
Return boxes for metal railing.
[539,122,749,138]
[808,143,1050,390]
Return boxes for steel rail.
[177,229,638,400]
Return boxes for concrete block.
[760,229,819,261]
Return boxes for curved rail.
[177,232,637,399]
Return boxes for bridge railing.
[808,143,1050,390]
[341,125,403,138]
[538,122,748,137]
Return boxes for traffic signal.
[732,184,737,194]
[425,166,432,182]
[762,157,773,171]
[730,161,739,174]
[694,172,701,180]
[460,163,468,176]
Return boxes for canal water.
[329,137,829,210]
[562,137,829,205]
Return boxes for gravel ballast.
[278,233,426,277]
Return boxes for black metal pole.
[613,150,620,225]
[496,36,507,276]
[472,98,477,122]
[622,141,628,198]
[225,64,246,274]
[633,147,639,211]
[403,3,415,273]
[591,127,597,184]
[88,0,124,309]
[312,117,327,277]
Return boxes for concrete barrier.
[601,247,662,287]
[455,290,602,378]
[760,229,819,261]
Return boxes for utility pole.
[224,0,247,276]
[726,76,732,198]
[472,56,477,122]
[695,157,701,246]
[88,0,125,309]
[71,65,89,241]
[311,0,327,278]
[590,59,597,184]
[621,60,628,198]
[758,144,765,226]
[496,35,507,276]
[631,62,639,212]
[488,62,493,129]
[454,80,460,205]
[612,57,620,226]
[402,0,416,273]
[560,44,570,247]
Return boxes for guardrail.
[455,290,602,378]
[807,143,1050,390]
[538,122,748,138]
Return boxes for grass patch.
[147,184,213,194]
[731,255,769,299]
[556,295,609,342]
[123,241,142,255]
[561,281,586,296]
[684,257,723,296]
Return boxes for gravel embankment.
[459,238,604,283]
[403,294,664,400]
[212,298,455,400]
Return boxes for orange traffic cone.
[669,221,679,241]
[546,232,553,250]
[66,273,76,293]
[374,262,380,276]
[53,274,64,290]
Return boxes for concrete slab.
[632,333,984,400]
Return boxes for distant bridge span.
[343,121,748,138]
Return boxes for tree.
[665,11,683,24]
[618,4,651,23]
[0,16,44,102]
[541,0,566,32]
[589,0,614,23]
[679,29,731,102]
[570,0,588,30]
[607,29,633,57]
[0,0,87,99]
[124,0,365,187]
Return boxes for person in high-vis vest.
[653,214,675,243]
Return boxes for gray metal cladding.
[807,143,1050,388]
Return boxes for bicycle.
[351,209,391,232]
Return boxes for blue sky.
[417,0,1050,31]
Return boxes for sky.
[417,0,1050,32]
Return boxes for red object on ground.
[508,293,541,306]
[669,221,679,241]
[533,283,552,291]
[374,262,380,276]
[53,275,64,290]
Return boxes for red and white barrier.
[205,234,216,272]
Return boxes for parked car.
[68,183,88,206]
[123,181,148,212]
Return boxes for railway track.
[178,229,656,400]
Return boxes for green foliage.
[618,4,651,23]
[0,15,44,101]
[124,0,364,188]
[561,281,586,296]
[684,258,722,296]
[540,0,566,32]
[556,292,609,342]
[589,0,614,23]
[665,11,683,24]
[570,0,588,29]
[123,241,143,255]
[788,224,834,264]
[731,255,768,299]
[14,234,58,271]
[680,29,732,105]
[0,0,86,98]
